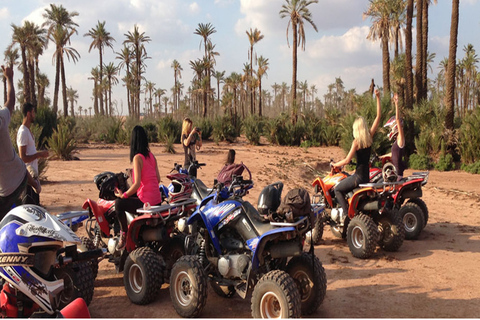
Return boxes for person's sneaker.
[116,231,126,251]
[338,208,346,226]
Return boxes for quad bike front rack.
[136,198,198,222]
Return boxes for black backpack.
[94,171,129,200]
[276,188,313,223]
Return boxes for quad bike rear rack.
[359,181,403,196]
[136,198,197,222]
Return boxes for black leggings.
[334,174,363,214]
[115,197,144,232]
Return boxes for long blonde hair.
[181,118,193,139]
[353,117,372,149]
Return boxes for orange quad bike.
[310,164,405,259]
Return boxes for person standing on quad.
[114,125,162,250]
[181,117,202,169]
[0,65,39,219]
[332,88,382,222]
[17,102,50,205]
[380,93,406,181]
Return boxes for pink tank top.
[133,152,162,205]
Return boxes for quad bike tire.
[210,280,236,298]
[407,198,429,228]
[346,213,378,259]
[399,202,425,240]
[78,236,99,280]
[286,253,327,316]
[160,234,186,283]
[170,255,208,318]
[123,247,164,305]
[251,270,301,318]
[377,209,405,251]
[306,217,324,245]
[330,224,346,239]
[54,261,95,309]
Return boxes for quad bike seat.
[194,179,211,199]
[242,201,276,235]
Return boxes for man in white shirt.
[17,102,49,205]
[0,65,39,219]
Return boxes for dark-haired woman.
[114,125,162,250]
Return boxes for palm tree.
[280,0,318,124]
[42,3,79,115]
[310,84,317,106]
[298,80,309,111]
[123,25,151,119]
[444,0,459,130]
[155,88,167,115]
[104,62,119,116]
[11,22,31,104]
[364,0,394,94]
[162,96,169,115]
[171,59,183,112]
[256,56,269,116]
[404,0,414,111]
[144,80,155,116]
[3,47,19,104]
[194,23,216,117]
[84,21,115,116]
[88,67,100,115]
[24,22,47,105]
[36,72,50,108]
[116,45,133,115]
[213,70,225,113]
[66,86,78,117]
[390,0,406,59]
[225,72,242,124]
[246,28,264,115]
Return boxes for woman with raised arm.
[381,93,406,181]
[114,125,162,250]
[332,88,382,223]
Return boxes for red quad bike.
[369,155,430,240]
[82,172,197,305]
[311,164,405,259]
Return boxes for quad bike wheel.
[123,247,164,305]
[251,270,301,318]
[170,255,208,318]
[210,279,236,298]
[54,261,95,309]
[160,234,186,283]
[306,217,324,245]
[377,209,405,251]
[286,253,327,316]
[399,202,425,240]
[346,213,378,259]
[407,198,429,228]
[78,236,99,280]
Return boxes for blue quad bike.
[169,176,327,318]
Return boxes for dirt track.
[41,139,480,318]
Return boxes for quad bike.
[311,164,405,259]
[368,155,430,240]
[0,205,103,318]
[169,175,327,318]
[82,172,197,305]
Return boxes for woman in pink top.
[114,125,162,250]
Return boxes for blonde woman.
[332,88,382,222]
[181,118,202,168]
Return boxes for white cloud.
[189,2,200,14]
[0,7,9,19]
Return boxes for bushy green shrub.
[48,124,78,160]
[36,106,58,148]
[101,117,124,144]
[266,115,305,146]
[458,107,480,164]
[164,133,176,154]
[461,161,480,174]
[212,115,240,143]
[409,153,432,170]
[435,153,455,171]
[196,117,213,141]
[158,116,181,143]
[142,122,158,143]
[243,115,264,145]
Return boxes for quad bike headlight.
[177,218,187,233]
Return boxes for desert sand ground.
[40,138,480,318]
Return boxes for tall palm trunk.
[291,22,298,125]
[20,46,30,103]
[382,35,391,94]
[99,48,104,115]
[61,56,68,117]
[445,0,459,130]
[28,60,37,105]
[259,80,263,117]
[53,51,61,114]
[421,0,429,101]
[405,0,414,110]
[415,0,424,102]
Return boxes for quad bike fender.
[188,207,223,253]
[312,178,333,208]
[248,227,296,269]
[347,187,376,218]
[82,198,111,237]
[394,179,423,204]
[60,298,91,318]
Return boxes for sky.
[1,0,479,116]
